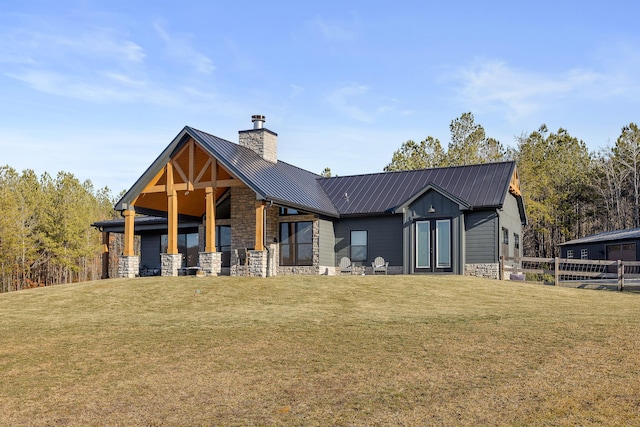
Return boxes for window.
[279,207,300,215]
[502,228,509,245]
[436,220,451,268]
[350,230,368,262]
[581,249,588,260]
[567,250,574,259]
[280,221,313,266]
[161,232,199,267]
[216,225,231,267]
[514,233,520,250]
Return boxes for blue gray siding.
[334,215,403,266]
[318,219,336,267]
[404,189,464,274]
[499,193,524,259]
[465,211,498,263]
[140,234,161,269]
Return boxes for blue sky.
[1,1,639,193]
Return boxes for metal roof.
[560,228,640,246]
[115,126,519,219]
[188,127,339,216]
[319,161,516,215]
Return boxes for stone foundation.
[465,263,499,279]
[278,265,320,275]
[118,256,140,278]
[161,253,183,276]
[231,250,269,277]
[198,252,222,276]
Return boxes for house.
[93,115,526,279]
[559,228,640,262]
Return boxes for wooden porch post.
[166,162,178,255]
[123,209,135,256]
[255,202,265,251]
[205,187,216,252]
[101,231,110,279]
[167,190,178,254]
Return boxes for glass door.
[415,219,452,273]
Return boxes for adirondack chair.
[371,256,389,275]
[235,248,249,275]
[339,256,353,274]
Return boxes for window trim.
[279,221,313,266]
[350,230,368,262]
[502,227,509,245]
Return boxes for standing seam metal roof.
[187,127,339,216]
[117,126,518,219]
[318,161,516,215]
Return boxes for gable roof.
[116,126,339,217]
[319,161,517,216]
[116,126,521,220]
[559,228,640,246]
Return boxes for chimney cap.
[251,114,266,129]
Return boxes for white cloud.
[153,22,215,74]
[452,58,639,122]
[327,84,372,122]
[326,84,398,123]
[311,16,358,44]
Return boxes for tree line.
[0,167,116,292]
[385,113,640,258]
[1,114,637,291]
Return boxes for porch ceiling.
[132,137,246,218]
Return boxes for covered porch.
[116,133,272,278]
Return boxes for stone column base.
[161,253,183,277]
[118,255,140,278]
[199,252,222,276]
[248,250,268,277]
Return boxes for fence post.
[618,260,624,291]
[500,256,504,280]
[554,257,559,286]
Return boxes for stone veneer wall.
[230,186,258,258]
[277,216,320,275]
[118,255,140,278]
[198,252,222,276]
[465,263,499,279]
[238,128,277,163]
[161,253,183,276]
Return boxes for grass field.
[1,275,640,426]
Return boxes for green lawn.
[1,275,640,426]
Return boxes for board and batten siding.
[404,189,464,274]
[499,193,524,259]
[465,211,498,264]
[318,219,336,267]
[334,215,403,266]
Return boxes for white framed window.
[581,249,588,260]
[567,250,573,259]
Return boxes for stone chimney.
[238,114,277,163]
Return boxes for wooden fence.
[500,256,640,291]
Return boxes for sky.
[1,1,639,194]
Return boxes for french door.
[415,219,452,273]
